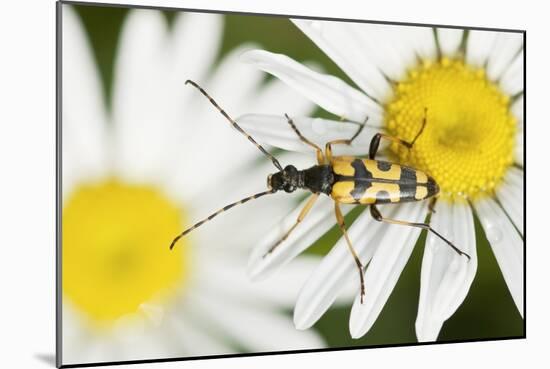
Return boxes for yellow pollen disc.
[63,180,188,327]
[386,58,517,201]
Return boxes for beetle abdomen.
[330,157,438,205]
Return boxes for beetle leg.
[263,193,320,257]
[369,107,428,160]
[284,114,325,165]
[428,196,438,214]
[334,202,366,304]
[369,205,471,260]
[325,118,366,163]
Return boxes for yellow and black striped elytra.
[171,80,471,304]
[330,157,438,204]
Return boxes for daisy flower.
[238,20,524,341]
[60,7,325,365]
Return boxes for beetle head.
[268,165,299,193]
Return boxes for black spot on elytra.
[350,159,372,201]
[397,165,417,200]
[376,161,392,171]
[376,190,391,203]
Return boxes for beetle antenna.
[185,80,283,171]
[170,189,277,250]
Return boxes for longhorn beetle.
[170,79,471,303]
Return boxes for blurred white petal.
[241,49,382,124]
[169,12,224,109]
[496,168,524,235]
[167,45,285,201]
[198,253,322,308]
[158,13,225,174]
[349,202,427,338]
[63,8,325,362]
[437,28,463,57]
[112,327,169,361]
[415,201,477,342]
[187,291,325,351]
[66,335,115,365]
[204,45,265,114]
[475,197,524,317]
[62,7,109,199]
[62,303,90,364]
[164,313,236,356]
[111,10,171,183]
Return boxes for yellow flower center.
[63,180,188,327]
[385,58,516,201]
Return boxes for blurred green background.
[72,3,523,349]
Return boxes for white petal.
[292,19,393,101]
[251,78,316,117]
[349,201,426,338]
[156,13,225,170]
[294,20,429,94]
[373,25,431,76]
[62,7,109,199]
[198,253,322,308]
[110,11,225,193]
[466,30,498,68]
[496,168,524,235]
[111,326,169,362]
[294,203,416,330]
[499,49,523,96]
[241,49,382,123]
[237,114,377,155]
[64,334,115,365]
[165,45,272,201]
[186,290,325,351]
[183,151,311,253]
[169,12,223,108]
[202,45,265,115]
[515,129,524,166]
[486,32,523,82]
[164,312,236,356]
[512,95,524,126]
[248,196,349,281]
[415,202,477,342]
[437,28,463,57]
[475,197,524,317]
[111,10,171,183]
[511,91,524,168]
[403,26,438,61]
[62,303,90,364]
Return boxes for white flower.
[238,21,523,341]
[61,7,324,365]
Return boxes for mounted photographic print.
[57,1,525,367]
